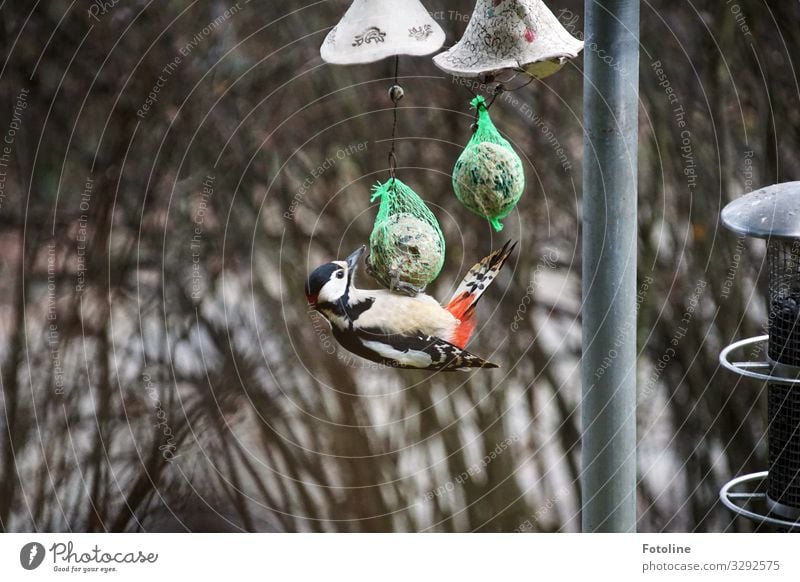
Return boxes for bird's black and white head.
[305,245,365,312]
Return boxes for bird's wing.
[351,328,498,371]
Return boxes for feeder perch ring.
[719,335,800,385]
[720,471,800,529]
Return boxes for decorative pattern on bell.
[433,0,583,79]
[321,0,445,65]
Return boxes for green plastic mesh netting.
[452,95,525,232]
[367,178,445,292]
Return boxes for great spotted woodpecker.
[305,241,516,371]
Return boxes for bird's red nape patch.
[306,294,318,307]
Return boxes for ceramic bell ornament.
[321,0,445,65]
[433,0,583,79]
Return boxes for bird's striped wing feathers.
[335,327,498,371]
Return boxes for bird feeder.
[320,0,445,65]
[452,96,525,231]
[719,182,800,528]
[367,178,445,295]
[433,0,583,79]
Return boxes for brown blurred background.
[0,0,798,532]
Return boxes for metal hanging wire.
[460,70,537,131]
[387,56,402,181]
[461,70,535,110]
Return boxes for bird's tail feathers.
[444,241,516,348]
[446,241,516,316]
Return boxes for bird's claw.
[389,271,422,297]
[365,260,422,296]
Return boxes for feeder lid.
[433,0,583,79]
[320,0,445,65]
[721,181,800,240]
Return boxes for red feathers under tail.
[445,241,517,348]
[447,294,477,349]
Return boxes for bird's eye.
[336,270,345,279]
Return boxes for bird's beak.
[346,245,366,270]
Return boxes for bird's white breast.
[351,289,458,339]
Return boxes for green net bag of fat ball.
[367,178,445,294]
[452,96,525,231]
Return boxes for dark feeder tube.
[721,182,800,519]
[766,239,800,515]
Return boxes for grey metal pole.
[581,0,640,533]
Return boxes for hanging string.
[460,69,535,113]
[387,55,402,181]
[502,65,537,93]
[486,83,505,109]
[459,69,537,133]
